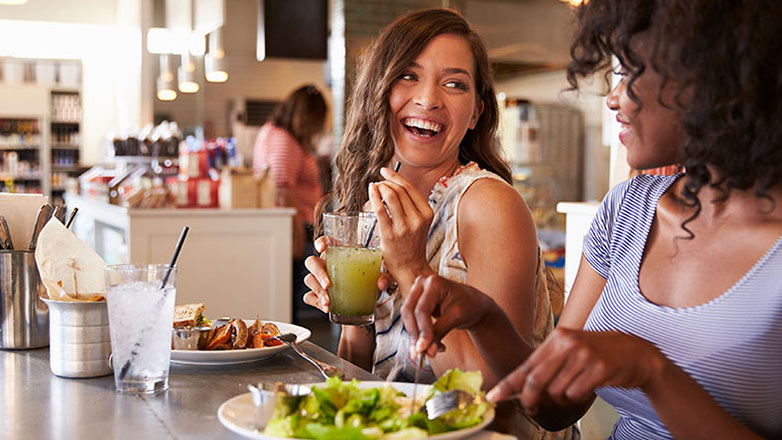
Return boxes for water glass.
[322,212,383,326]
[105,264,177,394]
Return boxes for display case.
[0,116,44,193]
[0,58,83,202]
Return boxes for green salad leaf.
[263,369,492,439]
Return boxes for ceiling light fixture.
[558,0,588,6]
[204,27,228,82]
[178,51,199,93]
[157,54,177,101]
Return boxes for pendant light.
[178,50,199,93]
[157,54,177,101]
[205,27,228,83]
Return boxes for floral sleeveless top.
[372,162,557,381]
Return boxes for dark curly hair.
[567,0,782,229]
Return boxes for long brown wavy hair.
[269,84,327,151]
[567,0,782,234]
[322,8,511,223]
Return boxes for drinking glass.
[104,264,177,394]
[322,212,383,325]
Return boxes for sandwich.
[173,303,207,328]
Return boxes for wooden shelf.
[0,173,41,180]
[0,145,39,150]
[51,143,79,150]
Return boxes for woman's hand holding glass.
[368,167,435,290]
[303,236,395,314]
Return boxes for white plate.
[170,320,311,366]
[217,381,494,439]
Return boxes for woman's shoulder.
[457,171,532,235]
[600,174,680,212]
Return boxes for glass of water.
[105,264,177,394]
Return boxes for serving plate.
[217,381,494,439]
[170,320,311,366]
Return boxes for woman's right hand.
[402,274,495,358]
[303,236,395,314]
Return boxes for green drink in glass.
[323,212,382,325]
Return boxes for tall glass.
[323,212,383,326]
[104,264,177,394]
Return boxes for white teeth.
[404,118,443,134]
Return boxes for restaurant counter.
[1,343,378,439]
[63,193,295,322]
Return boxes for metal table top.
[1,343,379,439]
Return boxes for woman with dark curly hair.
[400,0,782,438]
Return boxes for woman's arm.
[488,256,764,438]
[402,274,530,380]
[426,178,539,388]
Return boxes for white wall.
[496,69,610,202]
[0,0,117,25]
[0,0,153,165]
[0,19,143,165]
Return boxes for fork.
[424,389,541,428]
[424,389,480,420]
[273,333,344,380]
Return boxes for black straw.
[161,225,189,289]
[118,225,190,381]
[364,162,400,247]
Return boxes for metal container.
[42,298,112,378]
[0,250,49,349]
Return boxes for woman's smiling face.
[607,48,684,170]
[388,33,483,171]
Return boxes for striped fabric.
[252,122,323,224]
[583,174,782,439]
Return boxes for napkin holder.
[0,250,49,350]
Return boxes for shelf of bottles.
[0,118,43,193]
[50,91,82,195]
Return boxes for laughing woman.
[302,8,571,438]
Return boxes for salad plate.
[217,381,494,440]
[170,320,311,366]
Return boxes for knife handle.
[28,204,53,251]
[0,215,13,250]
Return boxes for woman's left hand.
[369,166,435,289]
[487,328,665,414]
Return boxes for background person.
[402,1,782,439]
[253,84,328,320]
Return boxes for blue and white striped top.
[583,174,782,439]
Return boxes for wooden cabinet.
[64,193,296,322]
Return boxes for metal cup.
[247,382,311,429]
[0,250,49,349]
[42,298,112,378]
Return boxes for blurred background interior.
[1,1,629,434]
[0,0,631,352]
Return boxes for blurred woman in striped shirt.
[253,85,328,311]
